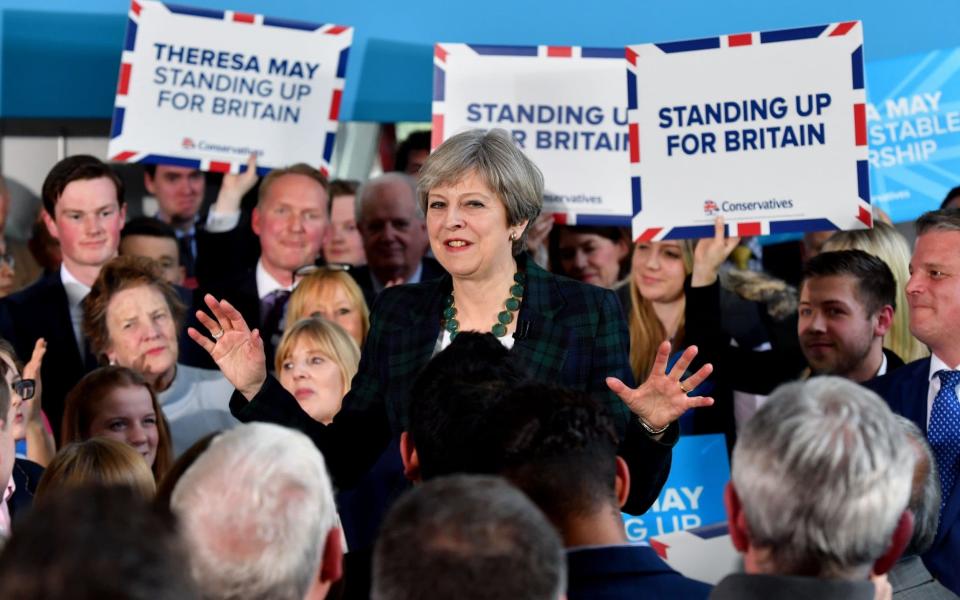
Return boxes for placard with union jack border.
[108,1,351,177]
[627,22,869,241]
[434,43,631,226]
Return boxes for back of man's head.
[897,415,941,557]
[0,485,198,599]
[731,377,915,578]
[407,332,528,479]
[171,422,341,600]
[373,474,565,600]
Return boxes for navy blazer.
[0,273,97,440]
[566,545,710,600]
[866,357,960,595]
[232,255,675,514]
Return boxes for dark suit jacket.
[710,573,876,600]
[194,210,260,291]
[867,357,960,596]
[8,458,43,521]
[0,273,97,440]
[180,268,261,370]
[232,255,675,514]
[567,545,711,600]
[347,256,447,308]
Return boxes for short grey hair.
[916,208,960,236]
[418,128,543,255]
[373,474,565,600]
[170,423,338,600]
[355,172,421,224]
[732,377,915,578]
[897,415,940,556]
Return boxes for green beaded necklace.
[442,272,526,339]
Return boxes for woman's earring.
[509,232,517,242]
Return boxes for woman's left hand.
[606,341,714,432]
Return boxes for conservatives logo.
[181,137,196,150]
[704,198,794,214]
[703,200,720,216]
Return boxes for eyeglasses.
[293,263,352,280]
[13,379,34,400]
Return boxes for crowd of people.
[0,125,956,600]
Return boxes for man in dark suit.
[143,164,205,283]
[183,164,328,370]
[402,378,710,600]
[868,208,960,595]
[0,156,125,439]
[350,172,444,306]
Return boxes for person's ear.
[318,527,344,584]
[874,305,894,337]
[873,510,914,575]
[725,482,750,553]
[144,171,157,195]
[614,456,631,508]
[251,206,263,237]
[400,431,421,482]
[42,210,60,241]
[616,238,630,261]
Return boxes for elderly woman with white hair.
[190,128,712,514]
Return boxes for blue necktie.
[930,370,960,515]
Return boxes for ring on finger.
[679,381,691,394]
[211,328,225,340]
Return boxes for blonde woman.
[36,437,157,500]
[286,267,370,347]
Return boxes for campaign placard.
[867,48,960,221]
[628,22,870,240]
[622,433,730,544]
[108,1,352,176]
[433,44,631,225]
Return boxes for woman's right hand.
[187,294,267,401]
[692,216,740,287]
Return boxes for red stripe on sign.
[552,213,568,225]
[328,89,342,120]
[325,25,348,35]
[208,162,231,173]
[854,104,867,146]
[547,46,572,57]
[728,33,752,46]
[232,12,255,23]
[858,206,873,227]
[117,63,132,95]
[131,0,141,16]
[639,228,662,242]
[431,115,444,149]
[625,47,639,66]
[738,222,761,236]
[649,539,670,560]
[434,45,448,63]
[629,123,640,163]
[112,151,137,162]
[829,21,857,36]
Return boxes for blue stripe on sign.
[627,70,638,110]
[664,225,715,239]
[336,47,350,79]
[141,154,202,169]
[655,37,720,53]
[631,176,642,214]
[760,25,828,43]
[857,159,870,202]
[433,66,445,102]
[574,214,633,226]
[581,47,623,59]
[263,16,324,31]
[323,132,336,163]
[851,46,864,90]
[255,166,272,177]
[110,107,125,139]
[123,19,138,51]
[770,218,836,234]
[164,3,223,19]
[468,44,537,56]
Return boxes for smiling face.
[557,230,628,288]
[277,340,344,424]
[299,284,364,346]
[906,230,960,359]
[44,177,125,276]
[359,179,429,283]
[323,194,366,266]
[253,173,329,284]
[87,384,159,467]
[426,170,525,282]
[104,284,178,380]
[632,241,687,303]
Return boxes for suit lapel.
[512,259,569,382]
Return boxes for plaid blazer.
[232,255,672,512]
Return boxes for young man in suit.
[0,155,125,439]
[868,208,960,595]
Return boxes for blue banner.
[866,48,960,221]
[622,433,730,544]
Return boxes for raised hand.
[692,216,741,287]
[187,294,267,400]
[21,338,46,425]
[212,153,259,214]
[606,341,714,432]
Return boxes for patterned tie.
[930,370,960,515]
